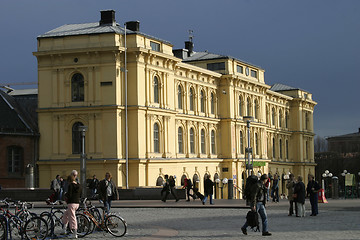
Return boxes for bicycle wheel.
[0,216,6,240]
[8,216,21,239]
[105,215,127,237]
[88,207,101,233]
[24,216,48,240]
[75,213,90,238]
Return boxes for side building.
[34,10,316,198]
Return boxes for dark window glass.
[211,93,215,114]
[189,88,194,111]
[154,123,160,153]
[7,146,22,174]
[251,70,257,78]
[240,131,244,154]
[178,127,183,153]
[71,73,84,102]
[178,85,182,109]
[190,128,195,153]
[207,62,225,71]
[272,138,276,158]
[72,122,84,154]
[154,76,159,103]
[239,96,243,116]
[201,129,205,154]
[255,133,259,155]
[279,139,283,159]
[237,65,243,73]
[150,41,160,52]
[211,130,216,154]
[200,90,205,113]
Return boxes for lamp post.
[215,178,228,199]
[243,116,254,177]
[341,170,348,197]
[322,170,333,198]
[78,125,88,198]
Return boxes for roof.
[8,89,38,96]
[327,130,360,140]
[270,83,300,92]
[0,90,38,134]
[182,51,263,70]
[38,22,172,45]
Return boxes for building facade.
[34,10,316,198]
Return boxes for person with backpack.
[241,174,272,236]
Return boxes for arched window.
[211,130,216,154]
[177,85,183,109]
[156,176,164,186]
[254,99,258,119]
[286,140,289,159]
[272,108,276,126]
[285,111,289,128]
[279,110,283,128]
[240,131,244,154]
[190,128,195,154]
[200,90,205,113]
[72,122,84,154]
[178,127,183,153]
[189,88,194,111]
[255,133,259,155]
[279,139,283,159]
[71,73,84,102]
[154,123,160,153]
[193,174,199,189]
[239,96,243,117]
[154,76,159,103]
[210,93,215,114]
[272,137,276,158]
[201,129,206,154]
[7,146,23,174]
[247,97,251,116]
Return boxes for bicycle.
[78,198,127,237]
[40,200,66,238]
[0,199,48,240]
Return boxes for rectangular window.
[150,41,160,52]
[237,65,243,73]
[207,62,225,71]
[8,147,22,174]
[251,70,257,78]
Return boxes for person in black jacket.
[98,172,119,214]
[294,175,306,217]
[241,174,272,236]
[202,175,214,205]
[61,170,81,238]
[162,175,179,202]
[307,174,320,216]
[88,175,99,198]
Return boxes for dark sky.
[1,0,359,138]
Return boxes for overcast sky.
[1,0,359,138]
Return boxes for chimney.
[99,10,116,26]
[184,41,194,57]
[126,21,140,32]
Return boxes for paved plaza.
[31,198,360,240]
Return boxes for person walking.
[51,175,61,201]
[294,175,306,217]
[202,175,214,205]
[184,178,195,201]
[162,175,179,202]
[61,170,81,238]
[264,177,271,202]
[307,174,320,216]
[89,175,99,198]
[241,174,272,236]
[286,173,297,216]
[59,177,65,201]
[272,174,279,202]
[98,172,119,214]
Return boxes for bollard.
[228,179,233,199]
[25,164,34,189]
[332,176,339,199]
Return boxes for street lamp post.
[322,170,333,198]
[243,116,254,177]
[341,170,348,197]
[78,126,88,198]
[215,178,228,199]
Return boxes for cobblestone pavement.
[31,199,360,240]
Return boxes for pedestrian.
[161,175,170,202]
[61,170,81,238]
[89,175,99,198]
[50,175,61,201]
[183,178,195,201]
[272,174,279,202]
[286,173,297,216]
[202,175,214,205]
[59,177,65,201]
[294,175,306,217]
[98,172,119,214]
[264,177,271,202]
[163,175,179,202]
[241,174,272,236]
[307,174,320,216]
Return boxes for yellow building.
[34,10,316,198]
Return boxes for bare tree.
[314,135,327,153]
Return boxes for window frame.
[7,146,23,175]
[189,128,195,154]
[153,123,160,153]
[153,76,159,103]
[201,129,206,154]
[178,127,183,154]
[71,73,84,102]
